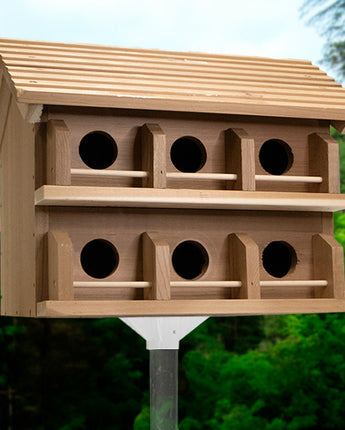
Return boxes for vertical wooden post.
[143,232,170,300]
[312,233,344,299]
[229,233,260,299]
[0,75,12,152]
[47,119,71,185]
[225,128,255,191]
[1,98,36,317]
[48,230,74,300]
[142,123,166,188]
[308,132,340,193]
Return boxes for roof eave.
[16,88,345,122]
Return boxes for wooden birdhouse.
[1,38,345,318]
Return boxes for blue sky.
[0,0,327,71]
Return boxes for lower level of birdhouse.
[26,207,344,318]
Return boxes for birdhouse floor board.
[36,299,345,318]
[35,185,345,212]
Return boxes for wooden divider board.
[48,230,74,300]
[46,119,71,186]
[225,128,255,191]
[143,232,170,300]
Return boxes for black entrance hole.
[259,139,293,175]
[172,240,209,280]
[80,239,119,279]
[262,241,297,278]
[79,131,118,169]
[170,136,207,172]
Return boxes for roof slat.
[13,78,345,104]
[10,72,344,98]
[0,37,312,66]
[4,60,338,89]
[9,67,343,92]
[2,53,332,80]
[0,47,321,75]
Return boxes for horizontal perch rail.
[167,172,238,181]
[71,168,149,178]
[260,280,328,287]
[71,169,322,183]
[73,280,328,288]
[255,175,322,184]
[72,281,241,288]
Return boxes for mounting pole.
[120,316,208,429]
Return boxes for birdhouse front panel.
[33,106,338,194]
[35,207,340,304]
[1,38,345,318]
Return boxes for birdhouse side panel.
[1,99,36,317]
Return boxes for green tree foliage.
[331,127,345,194]
[3,311,344,429]
[301,0,345,80]
[179,313,345,429]
[331,127,345,249]
[0,318,147,430]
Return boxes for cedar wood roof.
[0,37,345,121]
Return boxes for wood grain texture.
[47,119,71,185]
[45,207,329,302]
[229,233,260,299]
[309,132,340,193]
[35,186,345,212]
[143,232,170,300]
[1,98,36,316]
[0,37,344,120]
[225,128,255,190]
[48,230,74,300]
[48,108,333,192]
[312,234,344,299]
[35,208,49,302]
[37,298,345,318]
[141,123,166,188]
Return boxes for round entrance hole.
[80,239,119,279]
[259,139,293,175]
[262,241,297,278]
[172,240,209,280]
[79,131,118,169]
[170,136,207,172]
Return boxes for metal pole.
[150,349,179,430]
[120,316,208,430]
